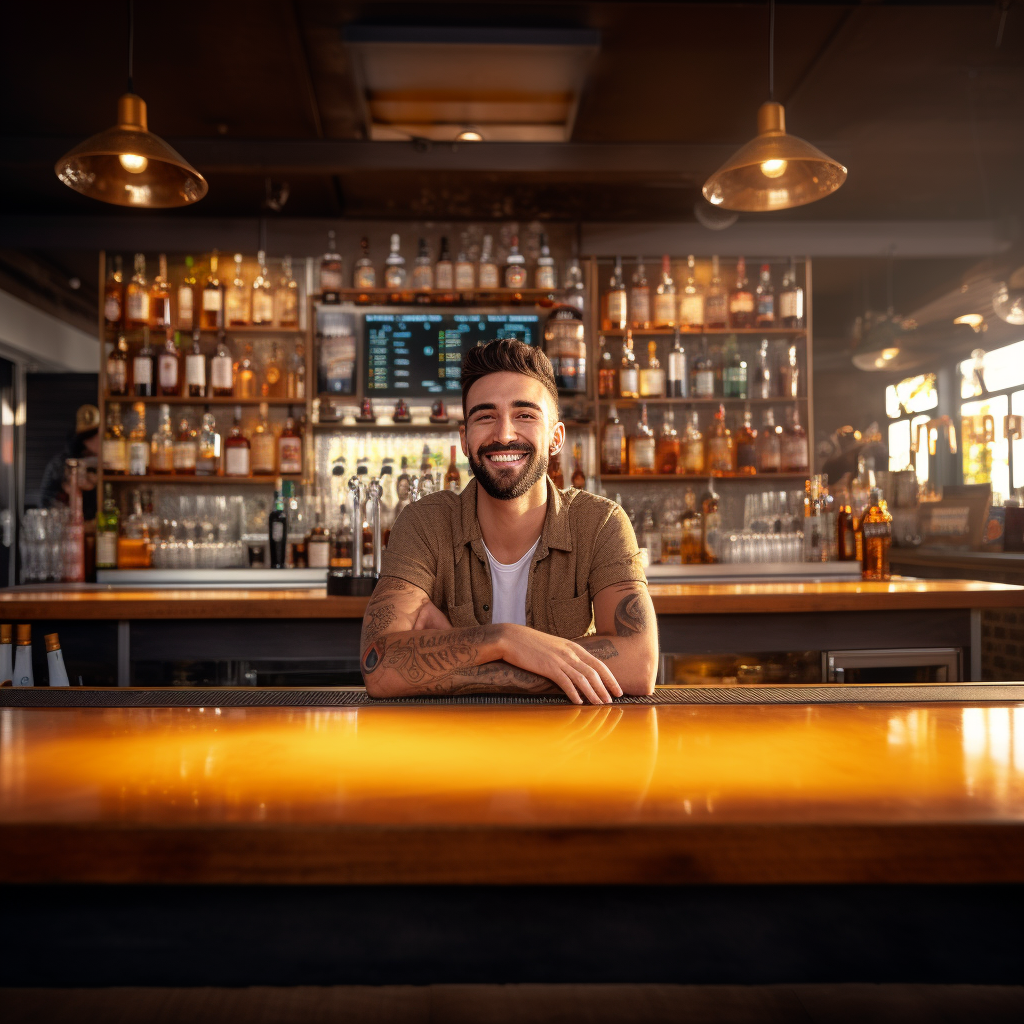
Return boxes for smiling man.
[359,338,658,704]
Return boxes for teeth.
[489,453,524,463]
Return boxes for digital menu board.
[365,312,540,397]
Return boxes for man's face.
[461,371,563,501]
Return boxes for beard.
[468,440,549,500]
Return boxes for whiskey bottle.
[226,253,250,326]
[236,342,257,400]
[269,480,288,569]
[668,329,687,398]
[603,257,628,331]
[320,231,344,302]
[412,238,434,290]
[679,255,705,331]
[654,255,676,328]
[598,338,617,398]
[278,411,302,475]
[275,256,300,327]
[251,402,277,475]
[571,443,587,489]
[722,337,748,398]
[210,332,234,396]
[287,342,306,400]
[149,254,171,329]
[172,412,198,474]
[102,403,127,475]
[639,339,665,398]
[435,236,454,290]
[201,254,224,330]
[107,333,129,396]
[728,256,755,329]
[860,488,892,581]
[691,336,715,398]
[630,258,651,330]
[640,508,661,564]
[704,256,729,330]
[656,409,680,475]
[251,251,274,325]
[127,401,149,475]
[384,233,407,288]
[224,406,251,477]
[132,328,154,397]
[196,410,221,476]
[779,258,805,328]
[600,402,626,475]
[185,329,206,398]
[734,405,757,475]
[44,633,71,688]
[535,233,556,290]
[700,477,721,564]
[13,624,34,687]
[150,404,175,474]
[756,408,781,472]
[661,508,682,565]
[455,240,475,290]
[837,503,857,561]
[263,341,285,398]
[444,444,462,492]
[104,254,124,328]
[96,483,119,569]
[477,234,498,289]
[125,253,150,328]
[755,263,775,327]
[705,404,735,474]
[619,330,639,399]
[157,328,181,396]
[681,411,705,475]
[177,255,196,331]
[305,496,332,569]
[780,406,809,473]
[680,488,703,564]
[548,451,564,489]
[504,236,527,288]
[353,237,376,289]
[628,403,656,475]
[0,623,10,684]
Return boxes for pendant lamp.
[702,0,846,213]
[55,1,207,208]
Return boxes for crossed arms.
[359,577,659,704]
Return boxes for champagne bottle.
[45,633,70,687]
[0,623,12,683]
[13,623,33,687]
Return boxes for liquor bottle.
[384,233,407,288]
[704,255,729,330]
[640,508,661,564]
[780,406,809,473]
[654,255,676,328]
[619,330,639,399]
[149,254,171,328]
[455,241,475,290]
[861,488,892,581]
[755,409,781,472]
[0,624,11,683]
[564,255,586,313]
[837,503,857,561]
[287,342,306,400]
[755,263,775,327]
[504,236,527,288]
[691,336,715,398]
[639,340,665,398]
[226,253,250,326]
[353,236,376,289]
[107,334,129,396]
[603,257,628,330]
[661,507,682,564]
[269,479,288,569]
[722,337,748,398]
[728,256,755,329]
[185,329,206,398]
[444,444,462,492]
[157,328,181,396]
[705,403,735,474]
[571,443,587,489]
[418,445,436,496]
[177,255,196,331]
[779,343,800,397]
[104,254,124,328]
[64,458,85,582]
[598,339,617,398]
[275,255,300,327]
[478,234,499,288]
[251,402,276,475]
[125,253,150,328]
[320,230,343,302]
[305,497,332,569]
[211,332,234,397]
[600,402,626,475]
[754,338,772,399]
[681,411,705,475]
[435,236,454,290]
[668,329,687,398]
[679,254,705,331]
[700,477,721,564]
[224,406,251,477]
[132,328,154,397]
[252,251,274,325]
[628,403,656,475]
[96,483,119,569]
[681,488,703,564]
[656,409,680,474]
[127,401,149,475]
[102,403,127,475]
[44,633,71,688]
[779,258,805,328]
[379,461,397,546]
[13,624,34,687]
[150,403,174,474]
[263,341,285,398]
[201,254,224,330]
[278,411,302,474]
[196,409,221,476]
[535,233,556,290]
[548,451,564,489]
[412,238,434,290]
[172,411,198,474]
[630,258,651,329]
[236,342,257,400]
[734,405,757,475]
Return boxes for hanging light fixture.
[55,0,207,208]
[702,0,846,212]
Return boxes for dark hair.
[460,339,559,416]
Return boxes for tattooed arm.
[574,582,659,695]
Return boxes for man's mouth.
[486,451,528,466]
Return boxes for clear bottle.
[860,488,892,581]
[455,240,475,290]
[263,341,285,398]
[287,341,306,400]
[44,632,71,687]
[478,234,499,288]
[691,336,716,398]
[504,236,527,288]
[13,623,34,686]
[564,255,586,313]
[680,488,703,564]
[654,255,676,328]
[173,411,198,474]
[681,410,705,475]
[754,338,772,399]
[734,405,757,475]
[107,333,129,396]
[102,403,127,475]
[353,236,376,289]
[185,329,206,398]
[601,403,627,475]
[598,338,617,398]
[224,406,251,477]
[630,258,651,329]
[104,254,124,328]
[722,336,748,399]
[656,409,680,474]
[320,230,344,302]
[305,496,332,568]
[127,401,149,476]
[275,255,300,327]
[226,253,250,326]
[149,254,171,328]
[705,404,735,474]
[157,327,181,396]
[150,403,175,474]
[251,251,274,325]
[196,409,221,476]
[780,406,809,473]
[435,236,454,290]
[639,339,665,398]
[278,411,302,475]
[619,330,639,399]
[201,254,223,330]
[133,328,154,397]
[640,507,661,564]
[251,402,277,475]
[211,331,234,397]
[177,255,196,331]
[236,342,257,400]
[535,233,556,290]
[384,233,407,288]
[628,403,656,475]
[755,408,782,472]
[603,257,628,330]
[728,256,755,329]
[779,258,805,328]
[779,343,800,398]
[755,263,775,327]
[703,255,728,330]
[96,481,120,569]
[668,328,687,398]
[125,253,150,328]
[700,477,721,564]
[679,254,705,331]
[412,238,434,290]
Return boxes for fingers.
[573,661,612,704]
[572,645,623,699]
[552,670,584,705]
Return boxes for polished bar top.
[0,577,1021,619]
[2,699,1022,884]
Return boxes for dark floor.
[5,984,1024,1023]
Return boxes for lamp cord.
[768,0,775,100]
[127,0,134,93]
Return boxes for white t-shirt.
[483,538,540,626]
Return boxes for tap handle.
[348,476,365,578]
[367,479,384,578]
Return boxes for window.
[886,373,937,477]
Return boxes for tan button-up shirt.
[380,478,646,639]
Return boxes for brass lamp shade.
[702,101,846,213]
[55,93,207,208]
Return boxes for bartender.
[359,339,658,704]
[39,403,100,522]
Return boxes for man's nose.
[494,414,519,444]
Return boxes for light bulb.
[456,128,483,142]
[118,152,148,173]
[760,158,787,178]
[708,192,724,205]
[993,279,1024,325]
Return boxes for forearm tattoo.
[362,625,494,684]
[419,662,558,697]
[577,637,619,661]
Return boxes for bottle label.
[321,267,343,292]
[384,267,406,289]
[707,437,731,469]
[782,437,808,470]
[679,295,704,326]
[225,447,250,476]
[631,290,651,324]
[602,428,624,470]
[133,358,152,385]
[435,264,454,289]
[159,356,178,390]
[178,287,193,326]
[126,292,149,322]
[211,356,233,390]
[253,293,274,323]
[619,367,638,394]
[862,521,892,540]
[173,442,197,471]
[505,266,527,289]
[307,538,330,568]
[102,438,125,472]
[730,293,754,314]
[271,521,284,543]
[683,446,704,474]
[97,532,118,568]
[780,291,803,320]
[758,442,781,471]
[129,441,149,475]
[638,369,665,398]
[279,437,302,474]
[632,440,656,470]
[478,265,499,288]
[202,288,222,312]
[455,265,475,290]
[186,354,206,386]
[104,294,121,322]
[251,436,276,474]
[694,370,715,398]
[668,352,686,384]
[153,298,171,327]
[705,295,728,325]
[536,266,556,290]
[654,293,675,325]
[723,368,747,397]
[107,361,127,392]
[606,291,627,323]
[757,295,775,321]
[354,267,376,289]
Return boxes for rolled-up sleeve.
[379,504,439,594]
[587,503,648,599]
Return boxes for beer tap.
[366,478,384,578]
[348,475,365,579]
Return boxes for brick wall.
[982,608,1024,681]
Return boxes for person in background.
[39,404,101,523]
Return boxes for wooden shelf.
[104,325,304,336]
[103,474,303,484]
[607,397,807,406]
[312,421,461,431]
[599,473,809,482]
[599,327,806,336]
[105,396,304,406]
[316,288,563,305]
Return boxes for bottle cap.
[16,623,31,645]
[44,633,61,653]
[0,624,11,643]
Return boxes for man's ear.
[549,420,566,457]
[459,422,468,458]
